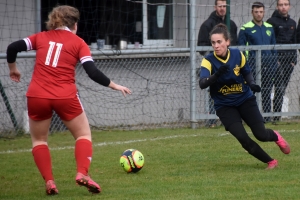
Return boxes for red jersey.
[24,28,92,99]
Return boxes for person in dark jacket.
[198,0,237,53]
[238,2,277,123]
[197,0,237,127]
[266,0,297,122]
[297,17,300,43]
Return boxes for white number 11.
[45,41,63,67]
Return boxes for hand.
[249,84,261,93]
[215,65,229,77]
[8,63,21,82]
[114,84,132,97]
[109,81,132,97]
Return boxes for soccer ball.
[120,149,144,173]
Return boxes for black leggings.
[273,60,295,113]
[216,96,278,163]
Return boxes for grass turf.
[0,122,299,200]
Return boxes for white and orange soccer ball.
[119,149,144,173]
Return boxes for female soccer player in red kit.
[6,5,131,195]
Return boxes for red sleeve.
[78,39,93,64]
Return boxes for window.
[143,0,174,47]
[41,0,174,48]
[41,0,143,46]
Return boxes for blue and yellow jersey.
[200,48,253,110]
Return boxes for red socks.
[32,139,92,182]
[75,139,92,175]
[32,145,53,182]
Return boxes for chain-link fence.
[0,45,300,137]
[0,53,195,137]
[195,45,300,126]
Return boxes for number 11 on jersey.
[45,41,63,67]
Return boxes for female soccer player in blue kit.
[199,23,290,169]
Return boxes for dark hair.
[252,2,265,10]
[215,0,226,6]
[209,23,231,41]
[277,0,290,6]
[46,5,80,30]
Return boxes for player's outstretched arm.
[108,81,131,97]
[82,61,131,96]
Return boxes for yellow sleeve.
[240,51,246,68]
[201,58,212,74]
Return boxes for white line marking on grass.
[0,134,202,155]
[0,129,297,155]
[219,133,230,136]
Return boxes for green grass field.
[0,122,300,200]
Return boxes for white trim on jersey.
[76,93,84,111]
[23,38,32,51]
[80,56,93,64]
[55,26,72,32]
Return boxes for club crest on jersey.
[233,65,240,76]
[218,84,243,95]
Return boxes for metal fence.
[195,45,300,125]
[0,45,300,137]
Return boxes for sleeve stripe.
[80,56,93,64]
[240,51,246,68]
[23,38,32,50]
[201,58,212,74]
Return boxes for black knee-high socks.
[227,122,273,163]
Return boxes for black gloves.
[215,65,230,77]
[249,84,261,93]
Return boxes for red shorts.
[27,94,84,121]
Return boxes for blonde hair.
[46,5,80,30]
